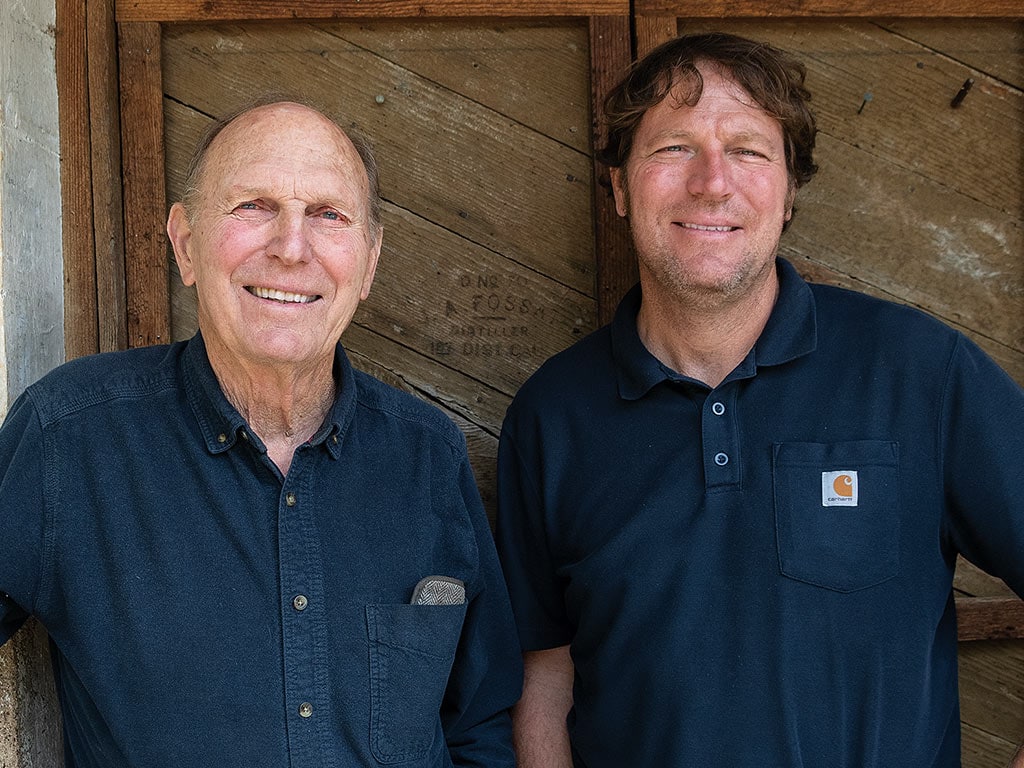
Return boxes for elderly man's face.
[168,103,380,377]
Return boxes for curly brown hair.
[600,32,818,190]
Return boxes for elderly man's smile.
[245,285,320,304]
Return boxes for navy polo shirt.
[496,258,1024,767]
[0,334,522,768]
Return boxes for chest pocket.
[366,602,467,764]
[773,441,900,593]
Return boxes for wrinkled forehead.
[201,103,368,197]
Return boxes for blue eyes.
[233,203,347,223]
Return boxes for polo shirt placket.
[702,385,741,490]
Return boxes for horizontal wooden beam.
[957,597,1024,642]
[116,0,629,22]
[636,0,1022,17]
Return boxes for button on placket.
[278,475,323,750]
[702,389,740,488]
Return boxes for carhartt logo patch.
[822,470,858,507]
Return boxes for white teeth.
[682,223,735,232]
[248,286,317,303]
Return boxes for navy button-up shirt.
[0,334,521,767]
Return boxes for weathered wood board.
[960,640,1024,766]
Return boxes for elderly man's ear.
[167,203,197,288]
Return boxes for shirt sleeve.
[495,413,574,651]
[940,334,1024,597]
[0,391,49,645]
[441,447,523,768]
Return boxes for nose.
[269,209,311,264]
[686,150,731,200]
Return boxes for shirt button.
[711,401,726,416]
[714,452,729,466]
[217,433,227,444]
[285,493,297,507]
[298,702,313,718]
[293,594,308,611]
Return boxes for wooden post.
[589,15,636,325]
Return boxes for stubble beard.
[635,226,780,314]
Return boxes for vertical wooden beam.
[118,21,170,348]
[589,14,636,326]
[0,621,62,766]
[635,14,677,58]
[89,0,128,353]
[57,0,98,360]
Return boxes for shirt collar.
[611,257,818,400]
[183,333,354,460]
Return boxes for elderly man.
[496,33,1024,767]
[0,100,521,767]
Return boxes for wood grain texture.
[0,620,62,766]
[636,0,1022,18]
[589,14,635,325]
[635,14,677,57]
[956,557,1020,600]
[116,0,629,23]
[962,721,1019,768]
[88,0,128,353]
[339,21,593,154]
[57,0,98,360]
[117,22,173,347]
[880,20,1023,87]
[356,202,595,397]
[960,640,1024,766]
[958,598,1024,642]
